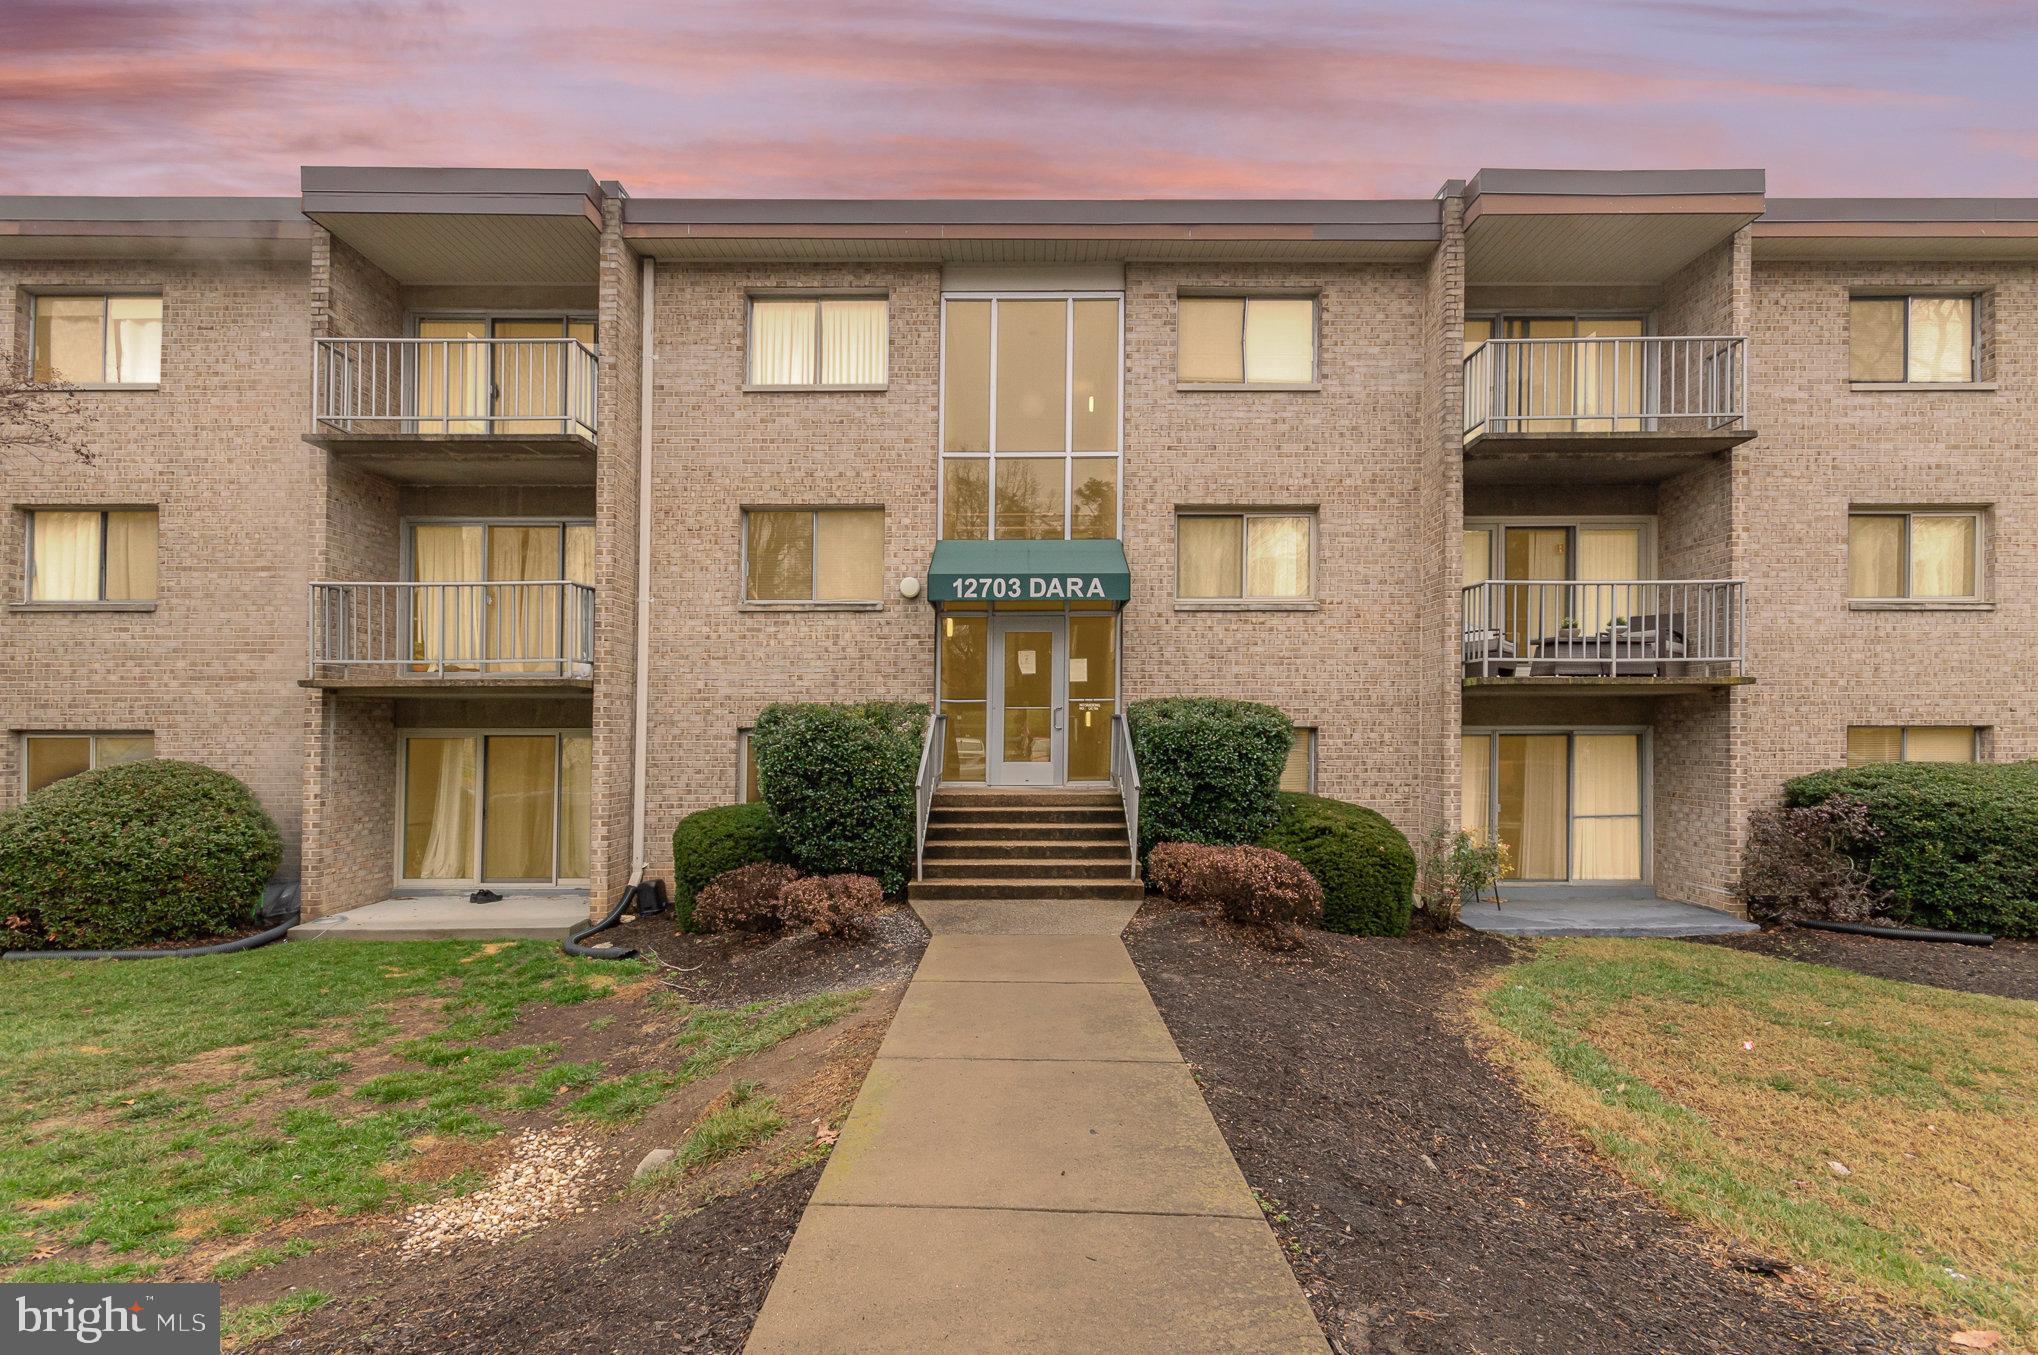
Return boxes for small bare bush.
[1738,797,1888,925]
[779,873,883,939]
[1149,842,1322,948]
[1147,842,1226,900]
[692,862,801,934]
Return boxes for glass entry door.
[988,616,1065,786]
[1462,731,1645,883]
[401,731,591,885]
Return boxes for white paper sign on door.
[1018,649,1037,676]
[1069,658,1088,684]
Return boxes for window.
[23,733,154,794]
[1849,295,1975,383]
[31,294,161,386]
[941,296,1121,541]
[1176,512,1313,601]
[1178,296,1316,386]
[1847,511,1979,600]
[1280,729,1315,793]
[748,297,888,388]
[743,508,884,603]
[738,729,762,802]
[1846,726,1978,766]
[25,509,157,603]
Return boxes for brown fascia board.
[300,167,605,226]
[1758,197,2038,235]
[0,196,310,239]
[1465,168,1766,201]
[621,198,1440,241]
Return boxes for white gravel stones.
[397,1129,602,1258]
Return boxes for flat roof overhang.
[927,539,1131,604]
[1461,168,1765,286]
[0,196,311,261]
[302,431,596,486]
[301,675,594,696]
[622,198,1440,263]
[1754,197,2038,261]
[302,167,606,285]
[1463,675,1753,695]
[1464,430,1756,485]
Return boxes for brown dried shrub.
[1147,842,1227,901]
[779,873,883,939]
[692,862,801,934]
[1147,841,1322,947]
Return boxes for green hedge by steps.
[1784,761,2038,938]
[0,759,282,952]
[670,802,792,931]
[753,701,929,896]
[1258,792,1416,936]
[1126,698,1291,861]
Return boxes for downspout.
[631,254,655,880]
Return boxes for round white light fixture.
[899,575,922,600]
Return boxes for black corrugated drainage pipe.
[1793,918,1994,947]
[564,873,669,961]
[3,884,301,961]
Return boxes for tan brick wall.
[1,256,313,881]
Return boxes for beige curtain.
[107,298,162,384]
[1498,734,1567,880]
[416,319,488,433]
[1463,316,1493,358]
[820,300,887,386]
[33,296,106,383]
[1178,516,1242,598]
[557,734,591,879]
[1908,297,1973,383]
[1848,515,1904,598]
[411,525,485,669]
[1178,298,1244,383]
[105,510,157,601]
[488,525,563,672]
[493,320,567,433]
[483,735,557,881]
[1462,529,1492,585]
[816,509,884,601]
[30,511,101,602]
[1572,734,1642,880]
[1575,527,1641,633]
[1510,317,1578,431]
[1460,736,1491,839]
[1849,299,1905,382]
[1246,516,1311,598]
[1503,528,1569,647]
[405,737,476,880]
[750,301,817,385]
[1910,515,1975,598]
[1242,299,1314,384]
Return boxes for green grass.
[1477,938,2038,1347]
[0,940,647,1274]
[223,1289,330,1344]
[675,1082,785,1170]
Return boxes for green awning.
[926,539,1130,604]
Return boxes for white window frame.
[744,292,891,392]
[937,292,1125,542]
[1462,516,1659,582]
[1845,508,1985,603]
[393,728,593,889]
[21,506,159,605]
[27,291,163,389]
[21,732,155,796]
[739,506,886,608]
[1175,291,1322,390]
[1173,508,1319,607]
[1848,293,1981,386]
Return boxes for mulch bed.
[602,902,929,1004]
[1124,901,1931,1355]
[1700,925,2038,1002]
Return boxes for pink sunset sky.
[4,0,2035,198]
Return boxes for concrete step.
[930,806,1126,827]
[925,822,1128,844]
[924,839,1130,860]
[933,789,1123,809]
[908,878,1148,903]
[922,858,1135,881]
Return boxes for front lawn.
[1477,938,2038,1347]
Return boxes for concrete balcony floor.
[1458,887,1756,938]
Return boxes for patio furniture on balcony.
[1460,579,1745,682]
[307,580,595,689]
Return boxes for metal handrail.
[1460,579,1746,678]
[1462,336,1747,440]
[312,337,599,438]
[1111,713,1141,880]
[913,712,948,883]
[308,580,596,678]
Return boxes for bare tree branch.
[0,353,96,466]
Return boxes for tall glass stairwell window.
[408,520,594,673]
[413,316,596,435]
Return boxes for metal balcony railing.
[312,338,598,438]
[1461,579,1745,678]
[309,581,595,680]
[1462,336,1747,440]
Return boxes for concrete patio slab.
[745,1204,1327,1355]
[880,977,1179,1062]
[1459,892,1757,937]
[910,897,1139,936]
[914,932,1140,983]
[286,891,587,941]
[812,1057,1258,1217]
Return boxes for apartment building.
[2,167,2031,922]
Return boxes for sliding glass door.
[408,520,594,673]
[1462,731,1646,883]
[400,731,591,885]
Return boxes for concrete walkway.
[745,899,1328,1353]
[286,890,588,941]
[1458,889,1757,937]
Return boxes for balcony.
[1461,579,1748,691]
[306,580,595,693]
[1462,336,1754,483]
[308,337,598,485]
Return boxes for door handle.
[1054,706,1065,731]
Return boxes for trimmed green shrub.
[1783,761,2038,938]
[1126,698,1291,861]
[1259,792,1416,936]
[671,802,792,932]
[753,701,928,896]
[0,759,282,951]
